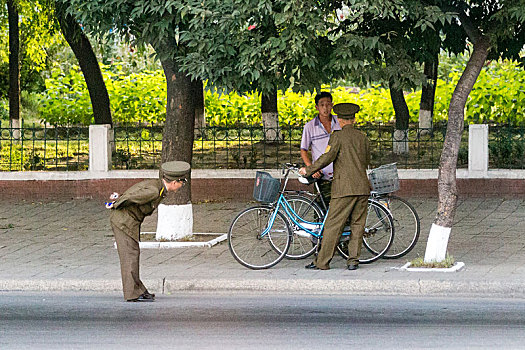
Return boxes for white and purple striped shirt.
[300,115,341,180]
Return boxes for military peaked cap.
[161,161,191,181]
[333,103,360,119]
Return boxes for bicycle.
[285,163,420,260]
[227,164,394,270]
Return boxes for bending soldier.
[109,161,190,301]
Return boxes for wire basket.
[253,171,281,203]
[368,163,399,194]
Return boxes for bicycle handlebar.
[283,163,301,171]
[282,163,318,185]
[281,163,301,176]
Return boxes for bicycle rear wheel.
[336,199,394,264]
[228,206,291,269]
[378,195,420,258]
[280,195,323,260]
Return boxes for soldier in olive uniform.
[299,103,370,270]
[109,161,190,301]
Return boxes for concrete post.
[468,124,488,177]
[89,124,112,172]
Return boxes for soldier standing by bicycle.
[299,103,370,271]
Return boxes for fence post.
[89,124,112,172]
[468,124,488,176]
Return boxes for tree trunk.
[389,86,409,155]
[55,2,112,126]
[419,54,438,133]
[424,36,490,262]
[160,58,196,204]
[156,58,196,240]
[261,90,281,142]
[193,79,205,129]
[7,0,20,139]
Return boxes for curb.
[2,278,525,298]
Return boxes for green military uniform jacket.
[305,125,370,198]
[110,179,167,240]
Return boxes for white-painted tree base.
[156,203,193,241]
[418,109,432,130]
[424,223,451,262]
[393,129,409,155]
[10,119,21,140]
[399,261,465,272]
[262,112,282,142]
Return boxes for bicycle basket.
[368,163,399,194]
[253,171,281,203]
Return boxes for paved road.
[1,197,525,297]
[2,291,525,349]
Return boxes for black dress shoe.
[143,291,155,299]
[347,264,359,271]
[127,293,155,302]
[305,262,319,270]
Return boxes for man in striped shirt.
[300,91,341,206]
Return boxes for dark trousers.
[316,179,332,210]
[314,195,368,269]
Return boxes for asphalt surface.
[3,292,525,349]
[1,197,525,298]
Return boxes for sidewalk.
[1,197,525,298]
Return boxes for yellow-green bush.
[37,59,524,127]
[38,64,166,125]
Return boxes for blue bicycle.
[228,164,394,269]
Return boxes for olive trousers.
[110,217,147,300]
[314,195,368,269]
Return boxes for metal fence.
[489,124,525,169]
[111,123,458,170]
[1,120,524,171]
[0,121,89,171]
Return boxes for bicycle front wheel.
[228,206,291,270]
[280,195,323,260]
[336,200,394,264]
[379,195,420,259]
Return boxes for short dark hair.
[337,114,355,120]
[315,91,333,105]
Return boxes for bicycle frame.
[260,168,328,240]
[278,194,327,238]
[281,173,394,239]
[284,181,327,212]
[286,178,393,218]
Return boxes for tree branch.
[420,0,483,44]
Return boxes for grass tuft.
[409,254,455,268]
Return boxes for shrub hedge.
[33,59,525,127]
[38,64,166,125]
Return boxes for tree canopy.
[178,0,335,94]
